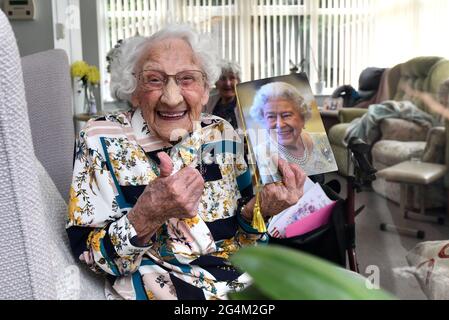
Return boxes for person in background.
[402,81,449,121]
[204,59,241,129]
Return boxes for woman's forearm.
[128,204,166,246]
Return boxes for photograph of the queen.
[244,79,337,184]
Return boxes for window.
[98,0,449,102]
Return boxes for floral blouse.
[66,109,267,300]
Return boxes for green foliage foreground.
[229,245,395,300]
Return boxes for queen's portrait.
[249,81,336,184]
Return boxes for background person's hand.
[242,158,306,221]
[128,152,205,245]
[401,83,449,121]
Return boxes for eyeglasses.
[136,69,206,91]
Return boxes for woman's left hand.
[242,158,306,220]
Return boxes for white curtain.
[371,0,449,68]
[100,0,449,101]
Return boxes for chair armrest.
[338,108,368,123]
[379,118,429,142]
[422,126,446,164]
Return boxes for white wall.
[79,0,98,72]
[0,0,54,57]
[79,0,101,109]
[2,0,113,109]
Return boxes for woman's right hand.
[128,152,205,245]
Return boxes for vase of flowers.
[71,61,100,115]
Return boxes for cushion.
[379,118,428,142]
[406,241,449,300]
[35,157,106,300]
[372,140,426,167]
[376,161,446,185]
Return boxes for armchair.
[0,11,104,299]
[329,108,369,177]
[329,56,449,215]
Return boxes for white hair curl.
[109,24,220,102]
[249,82,312,124]
[218,59,241,80]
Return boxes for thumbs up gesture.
[157,151,174,178]
[128,152,205,245]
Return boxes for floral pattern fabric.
[66,109,267,300]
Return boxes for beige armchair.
[329,56,449,214]
[372,120,447,210]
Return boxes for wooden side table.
[73,112,106,136]
[314,94,331,108]
[73,112,105,122]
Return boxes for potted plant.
[229,245,395,300]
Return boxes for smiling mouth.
[157,111,188,121]
[277,129,293,137]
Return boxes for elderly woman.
[250,82,335,184]
[203,59,241,129]
[66,26,305,300]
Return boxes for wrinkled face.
[262,98,305,148]
[215,71,240,101]
[131,38,209,142]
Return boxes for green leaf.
[230,245,395,300]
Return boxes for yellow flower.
[236,163,246,172]
[75,216,83,226]
[146,290,156,300]
[147,170,157,181]
[222,198,230,209]
[71,61,89,78]
[131,149,146,162]
[110,234,119,247]
[179,148,194,165]
[212,251,230,259]
[221,238,238,253]
[110,158,120,170]
[182,215,200,228]
[237,233,257,246]
[86,65,100,85]
[89,230,106,252]
[221,165,232,177]
[212,238,238,260]
[68,186,81,224]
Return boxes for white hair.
[249,82,312,123]
[218,59,241,80]
[109,24,220,102]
